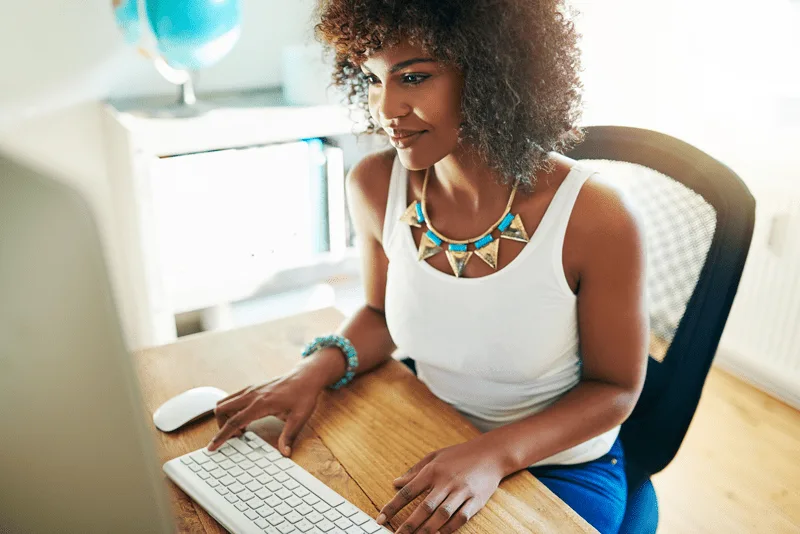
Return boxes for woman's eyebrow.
[362,57,437,74]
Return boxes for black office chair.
[401,126,756,533]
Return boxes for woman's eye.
[403,74,428,85]
[365,75,379,85]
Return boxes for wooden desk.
[134,308,595,533]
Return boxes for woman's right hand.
[207,370,325,456]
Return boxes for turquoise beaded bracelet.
[301,335,359,390]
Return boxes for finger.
[278,412,306,457]
[377,473,430,526]
[393,488,449,534]
[208,401,268,450]
[438,497,478,534]
[214,388,255,427]
[393,453,435,488]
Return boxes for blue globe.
[115,0,241,71]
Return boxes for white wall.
[0,0,318,130]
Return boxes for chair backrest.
[564,126,756,480]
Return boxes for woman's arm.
[295,149,398,389]
[487,180,649,474]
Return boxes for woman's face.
[361,41,464,170]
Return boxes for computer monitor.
[0,154,174,533]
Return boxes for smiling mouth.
[390,130,426,148]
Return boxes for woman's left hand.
[377,439,506,533]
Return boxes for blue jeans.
[527,437,627,534]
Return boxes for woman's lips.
[390,130,426,148]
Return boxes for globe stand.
[144,74,216,119]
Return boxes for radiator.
[716,184,800,409]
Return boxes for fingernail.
[206,441,215,450]
[376,513,386,525]
[284,447,291,456]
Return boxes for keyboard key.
[268,513,285,526]
[316,519,335,532]
[219,444,236,456]
[346,526,366,534]
[245,509,259,520]
[293,486,310,497]
[256,505,274,518]
[266,465,281,476]
[244,431,266,446]
[334,517,353,529]
[191,452,211,464]
[313,502,330,513]
[351,513,371,526]
[266,495,282,507]
[266,481,282,492]
[246,480,262,492]
[211,454,228,464]
[229,438,255,455]
[235,502,248,512]
[197,471,210,480]
[255,518,269,528]
[324,510,342,522]
[228,482,245,494]
[257,474,274,484]
[296,519,314,532]
[207,479,220,488]
[239,460,255,470]
[362,524,382,534]
[306,511,324,524]
[237,473,254,484]
[230,453,246,463]
[276,488,293,500]
[277,523,295,534]
[180,456,194,465]
[256,488,272,500]
[265,450,283,462]
[215,486,230,496]
[283,478,300,490]
[248,497,265,509]
[275,458,294,470]
[285,511,303,524]
[239,490,255,501]
[247,450,264,461]
[287,468,344,507]
[274,472,290,483]
[303,494,321,505]
[210,467,226,479]
[188,463,202,472]
[296,503,314,516]
[256,458,272,468]
[228,466,245,477]
[266,528,282,534]
[286,495,303,508]
[220,459,235,470]
[336,503,359,518]
[275,503,292,516]
[225,494,238,504]
[219,475,236,486]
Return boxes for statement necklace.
[399,166,530,277]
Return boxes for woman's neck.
[431,147,513,212]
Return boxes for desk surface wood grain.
[134,308,595,533]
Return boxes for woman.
[209,1,649,532]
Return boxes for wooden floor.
[651,366,800,533]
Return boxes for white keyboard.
[164,431,390,534]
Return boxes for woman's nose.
[376,85,410,125]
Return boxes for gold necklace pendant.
[401,166,529,277]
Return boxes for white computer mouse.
[153,386,228,432]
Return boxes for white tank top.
[382,154,620,466]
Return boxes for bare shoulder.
[571,172,647,275]
[345,147,397,241]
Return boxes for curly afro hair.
[313,0,585,190]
